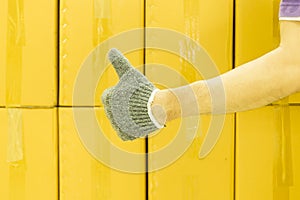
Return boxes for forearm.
[220,48,299,112]
[152,47,300,123]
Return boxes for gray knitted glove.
[101,48,164,141]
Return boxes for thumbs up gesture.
[102,49,164,141]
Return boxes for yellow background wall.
[1,0,300,200]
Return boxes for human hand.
[101,49,164,141]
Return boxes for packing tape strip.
[6,0,25,164]
[6,0,25,106]
[7,108,23,163]
[93,0,112,44]
[94,0,111,19]
[273,97,293,199]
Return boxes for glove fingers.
[101,87,137,141]
[108,48,132,78]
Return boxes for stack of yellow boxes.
[59,0,146,199]
[0,1,58,199]
[235,0,300,199]
[1,0,300,199]
[145,0,235,199]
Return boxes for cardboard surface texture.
[0,0,57,107]
[59,107,146,200]
[145,0,235,199]
[59,0,144,106]
[0,108,58,200]
[236,106,300,200]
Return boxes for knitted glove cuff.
[147,89,164,129]
[128,84,163,137]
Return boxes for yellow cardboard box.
[0,0,57,107]
[59,108,146,200]
[59,0,144,106]
[236,106,300,199]
[235,0,300,103]
[147,115,235,200]
[0,108,58,200]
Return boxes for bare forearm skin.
[152,21,300,123]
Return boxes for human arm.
[152,21,300,124]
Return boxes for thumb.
[108,48,132,78]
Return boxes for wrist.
[151,89,181,124]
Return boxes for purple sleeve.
[280,0,300,17]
